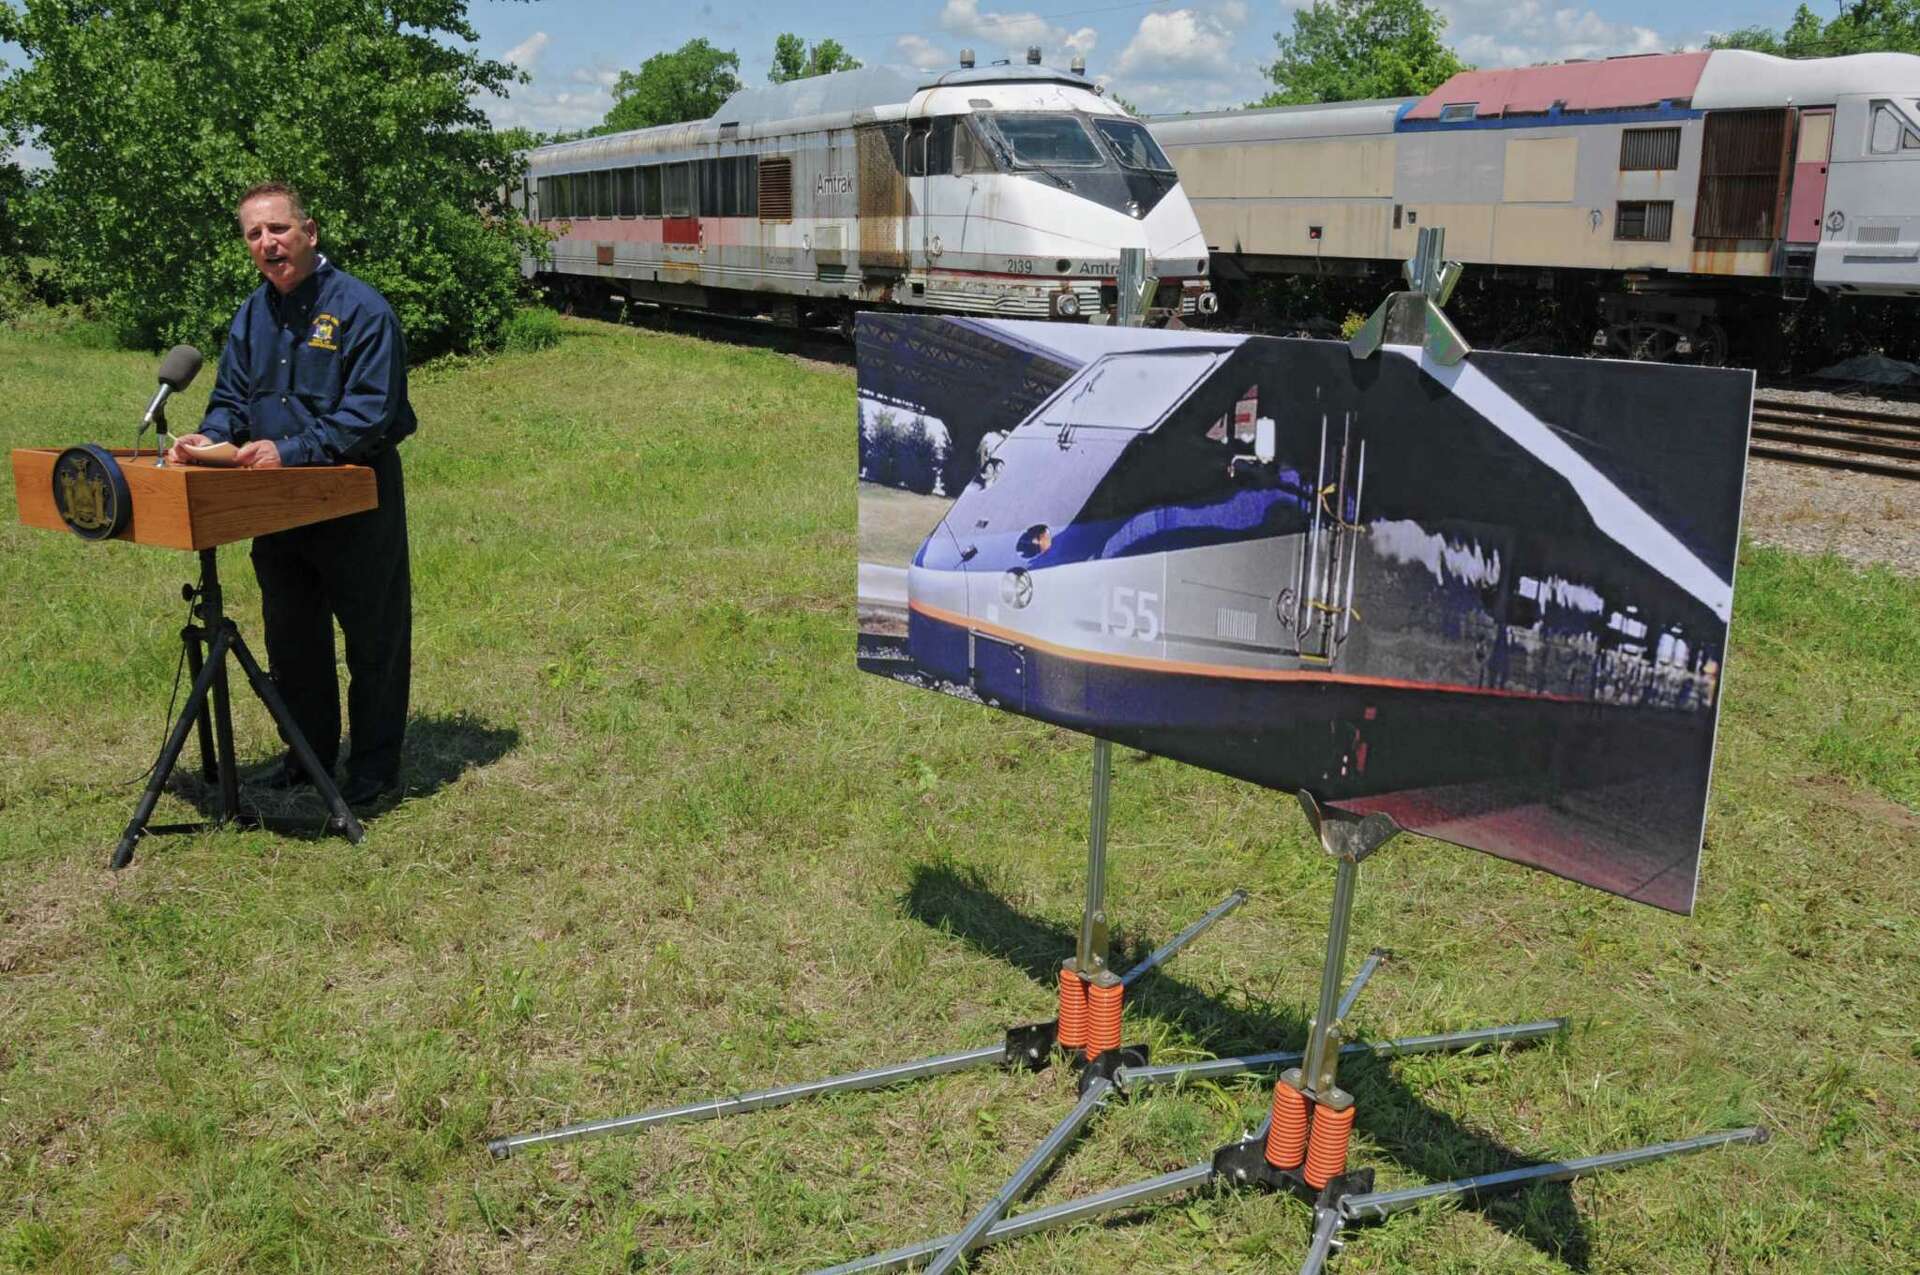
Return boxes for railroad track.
[1749,397,1920,481]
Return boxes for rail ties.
[1749,397,1920,482]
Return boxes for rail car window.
[736,157,759,215]
[615,167,637,217]
[953,117,994,174]
[1870,101,1920,153]
[982,113,1104,168]
[1438,103,1477,123]
[927,117,955,175]
[591,170,612,218]
[902,121,956,179]
[702,156,756,216]
[1620,127,1682,171]
[537,176,555,219]
[640,166,662,217]
[663,162,693,217]
[1615,200,1674,241]
[554,175,574,219]
[1076,376,1312,537]
[1093,118,1174,172]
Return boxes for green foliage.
[1710,1,1920,56]
[0,0,540,357]
[499,304,562,353]
[768,33,862,83]
[603,38,742,133]
[1257,0,1469,107]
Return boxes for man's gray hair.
[236,181,310,225]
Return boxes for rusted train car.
[1150,50,1920,361]
[517,56,1215,329]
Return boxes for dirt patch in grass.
[1797,774,1920,834]
[0,861,111,976]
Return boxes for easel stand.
[111,546,364,869]
[808,792,1763,1275]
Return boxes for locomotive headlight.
[1126,199,1142,219]
[1196,291,1219,315]
[1053,291,1081,318]
[1001,568,1034,609]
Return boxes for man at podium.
[168,181,415,808]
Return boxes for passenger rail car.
[1150,50,1920,360]
[518,58,1215,328]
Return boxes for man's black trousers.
[250,447,410,784]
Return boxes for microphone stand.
[139,400,172,467]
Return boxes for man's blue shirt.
[199,257,417,466]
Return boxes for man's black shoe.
[257,757,323,790]
[340,774,401,809]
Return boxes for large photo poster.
[856,315,1752,914]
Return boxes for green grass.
[1,317,1916,1273]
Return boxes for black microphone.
[140,345,205,435]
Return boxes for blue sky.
[469,1,1818,127]
[2,3,1827,162]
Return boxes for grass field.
[1,315,1917,1274]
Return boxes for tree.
[1257,0,1468,107]
[862,408,901,485]
[0,0,540,355]
[1710,2,1920,56]
[898,416,940,494]
[768,33,862,83]
[603,39,742,133]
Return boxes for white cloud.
[501,31,550,71]
[896,35,954,72]
[1114,9,1236,78]
[1107,5,1261,116]
[1437,2,1699,69]
[939,0,1098,64]
[483,57,617,136]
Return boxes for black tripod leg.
[113,628,232,870]
[183,628,217,783]
[208,636,242,821]
[226,631,364,844]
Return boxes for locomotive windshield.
[1046,351,1224,432]
[978,113,1105,168]
[1092,118,1174,173]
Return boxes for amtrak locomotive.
[889,325,1749,912]
[1150,50,1920,360]
[518,53,1216,328]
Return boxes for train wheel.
[1690,321,1730,367]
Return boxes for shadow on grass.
[903,860,1593,1271]
[162,710,519,832]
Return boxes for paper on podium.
[177,441,241,466]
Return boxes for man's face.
[238,195,319,294]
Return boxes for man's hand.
[167,433,212,464]
[236,439,284,470]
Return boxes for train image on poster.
[856,316,1752,915]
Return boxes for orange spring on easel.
[1083,979,1124,1061]
[1263,1080,1310,1170]
[1303,1100,1356,1189]
[1056,962,1088,1051]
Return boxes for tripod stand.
[111,546,363,869]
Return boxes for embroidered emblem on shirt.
[308,312,340,351]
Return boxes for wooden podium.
[11,448,379,867]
